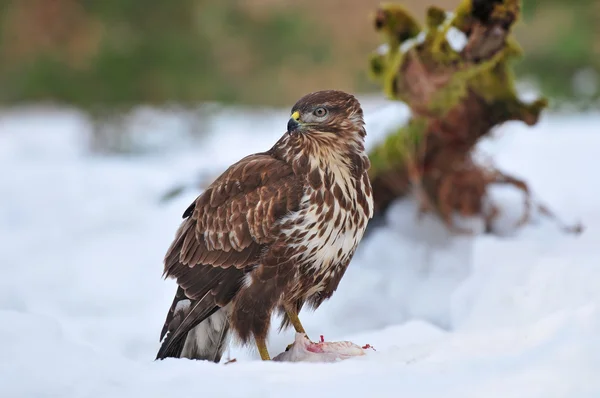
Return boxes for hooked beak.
[287,111,301,135]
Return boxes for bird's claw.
[286,334,313,351]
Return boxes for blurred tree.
[0,0,596,110]
[515,0,600,106]
[0,0,332,109]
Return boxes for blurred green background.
[0,0,598,110]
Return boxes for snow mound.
[1,104,600,397]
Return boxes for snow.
[572,68,599,98]
[1,99,600,397]
[400,31,427,53]
[376,43,390,55]
[446,26,468,52]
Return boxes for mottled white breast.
[283,151,374,289]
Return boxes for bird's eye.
[313,107,328,117]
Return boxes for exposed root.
[485,168,584,235]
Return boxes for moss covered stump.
[365,0,581,234]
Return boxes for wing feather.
[159,152,303,350]
[165,153,300,274]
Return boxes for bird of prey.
[156,90,374,362]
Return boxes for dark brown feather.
[158,153,303,357]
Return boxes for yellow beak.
[287,111,301,134]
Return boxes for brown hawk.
[156,90,374,362]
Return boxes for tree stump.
[366,0,581,234]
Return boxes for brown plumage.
[156,90,374,362]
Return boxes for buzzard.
[156,90,374,362]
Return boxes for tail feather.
[156,287,231,362]
[180,307,230,362]
[156,330,187,359]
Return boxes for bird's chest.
[285,169,371,280]
[299,194,358,271]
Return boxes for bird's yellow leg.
[286,309,307,335]
[284,309,310,351]
[255,337,271,361]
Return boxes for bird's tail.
[156,287,231,363]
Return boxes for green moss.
[374,4,422,52]
[489,96,548,124]
[426,6,447,29]
[382,49,405,100]
[368,52,388,82]
[452,0,474,31]
[368,117,428,176]
[427,73,471,115]
[491,0,520,23]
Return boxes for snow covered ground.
[1,98,599,397]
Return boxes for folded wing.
[157,152,303,358]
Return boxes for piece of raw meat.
[272,333,372,363]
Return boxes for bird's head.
[286,90,366,146]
